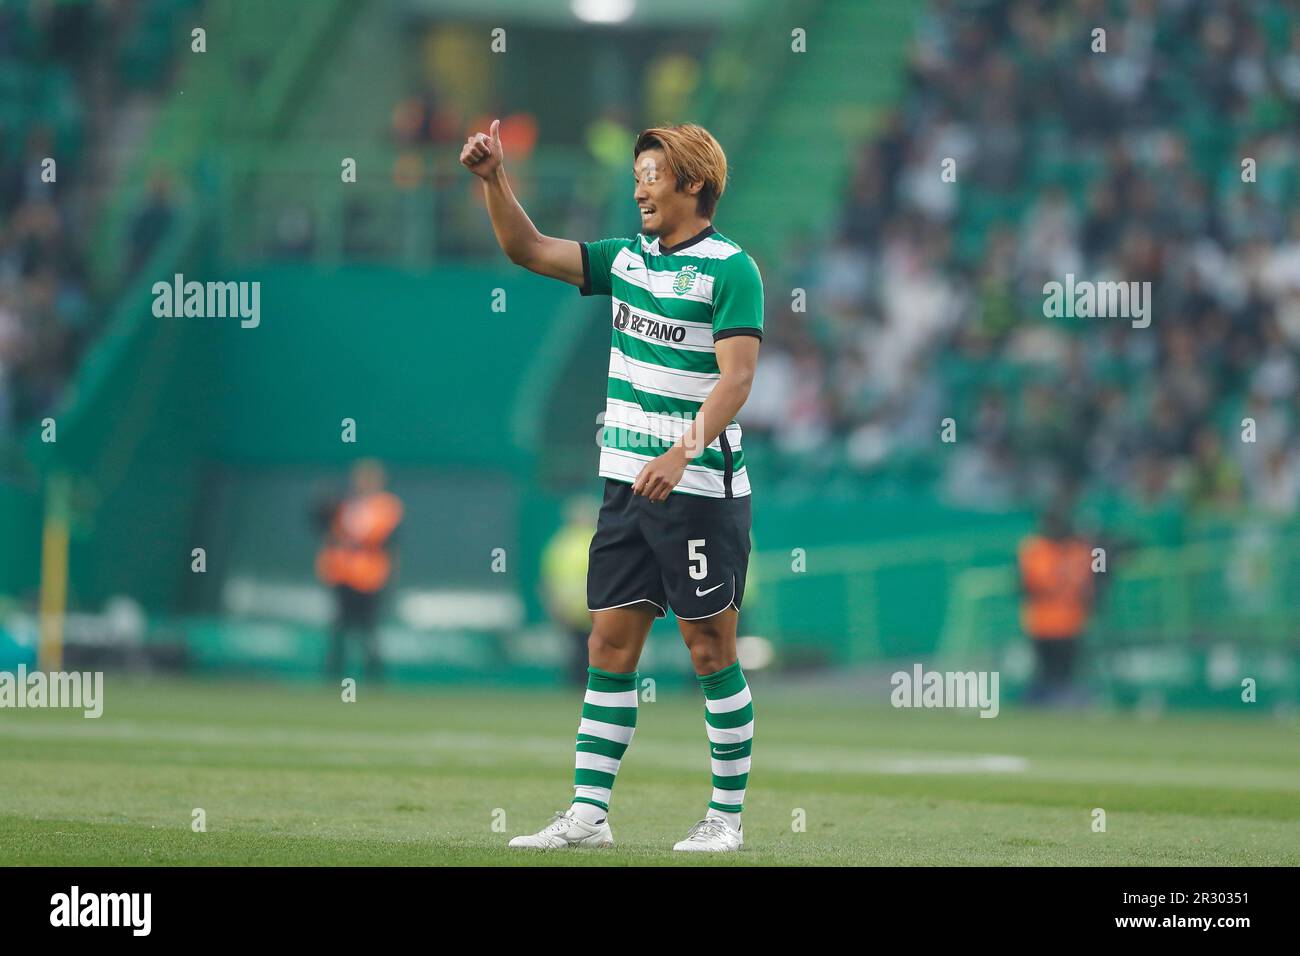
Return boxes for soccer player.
[461,120,762,852]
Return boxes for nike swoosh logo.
[712,747,743,755]
[695,583,725,597]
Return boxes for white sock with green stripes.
[698,660,752,831]
[570,666,638,824]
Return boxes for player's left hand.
[632,447,687,503]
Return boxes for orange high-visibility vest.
[316,492,403,593]
[1018,535,1094,639]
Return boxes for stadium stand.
[0,0,200,456]
[757,0,1300,525]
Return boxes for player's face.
[633,149,695,236]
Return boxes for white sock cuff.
[569,802,607,825]
[706,808,742,831]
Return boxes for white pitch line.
[0,720,1028,775]
[875,756,1029,774]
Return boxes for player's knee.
[682,623,735,673]
[689,646,734,674]
[587,628,633,669]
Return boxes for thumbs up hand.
[460,118,504,179]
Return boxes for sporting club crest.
[673,267,698,295]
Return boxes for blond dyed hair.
[633,124,729,219]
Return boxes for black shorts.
[587,478,752,620]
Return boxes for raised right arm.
[460,119,584,288]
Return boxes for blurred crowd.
[1,4,88,446]
[750,0,1300,519]
[0,122,88,441]
[0,0,193,451]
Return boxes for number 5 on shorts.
[688,538,708,580]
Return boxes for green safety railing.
[213,144,599,266]
[749,526,1022,661]
[942,528,1300,658]
[747,518,1300,665]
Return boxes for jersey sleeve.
[579,238,629,297]
[711,252,764,340]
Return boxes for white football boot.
[672,816,743,852]
[507,809,614,849]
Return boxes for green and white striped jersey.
[580,225,764,498]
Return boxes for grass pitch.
[1,676,1297,866]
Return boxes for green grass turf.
[1,676,1297,865]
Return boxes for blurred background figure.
[1018,506,1096,707]
[540,496,597,686]
[314,460,403,684]
[128,171,176,278]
